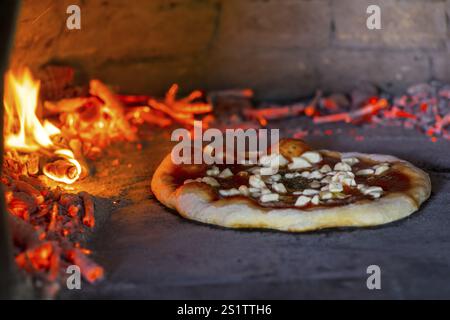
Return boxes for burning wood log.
[243,104,306,122]
[89,79,136,141]
[26,153,39,176]
[67,248,104,283]
[125,106,172,127]
[13,180,44,205]
[47,203,59,233]
[68,139,90,179]
[43,97,94,116]
[79,191,95,228]
[2,158,101,296]
[43,159,79,181]
[15,242,55,274]
[7,192,37,220]
[8,214,42,249]
[146,84,213,128]
[313,98,389,124]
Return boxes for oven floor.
[60,124,450,299]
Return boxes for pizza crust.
[151,151,431,232]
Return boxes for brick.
[317,49,431,93]
[204,48,318,100]
[333,0,448,49]
[447,0,450,49]
[217,0,331,49]
[85,57,206,96]
[432,53,450,82]
[12,0,219,67]
[10,0,65,68]
[57,0,219,60]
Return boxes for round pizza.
[151,139,431,232]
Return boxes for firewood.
[8,215,41,249]
[243,104,305,121]
[67,248,104,283]
[79,191,95,228]
[126,106,172,127]
[19,175,46,190]
[13,180,44,204]
[59,193,81,208]
[207,88,254,100]
[89,80,136,141]
[147,84,213,127]
[43,159,78,181]
[47,203,59,232]
[9,191,37,219]
[26,153,40,175]
[68,139,90,179]
[313,98,389,124]
[43,97,92,116]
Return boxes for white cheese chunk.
[303,189,320,196]
[332,171,355,183]
[356,169,374,176]
[206,166,220,176]
[301,151,323,164]
[201,177,220,187]
[311,195,320,205]
[300,171,311,178]
[342,177,357,187]
[272,183,287,194]
[334,162,352,172]
[260,193,279,203]
[319,191,333,200]
[284,173,296,179]
[218,168,234,179]
[288,157,312,170]
[341,157,360,165]
[374,165,390,175]
[219,188,240,197]
[309,171,324,180]
[270,174,282,182]
[295,195,311,207]
[239,185,250,196]
[259,153,289,168]
[329,182,343,193]
[319,164,332,173]
[362,186,383,196]
[249,175,266,188]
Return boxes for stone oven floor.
[59,124,450,299]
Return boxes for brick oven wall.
[10,0,450,100]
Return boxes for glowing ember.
[3,68,81,184]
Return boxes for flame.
[3,68,81,184]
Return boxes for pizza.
[151,139,431,232]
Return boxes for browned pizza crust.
[151,151,431,232]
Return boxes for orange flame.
[3,68,81,184]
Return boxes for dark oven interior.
[1,0,449,299]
